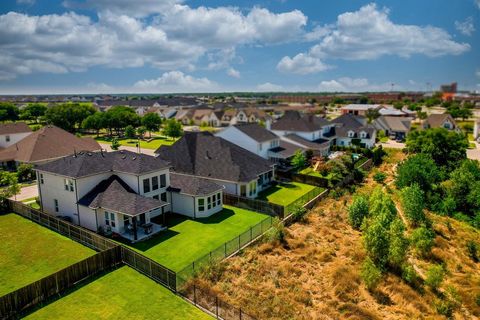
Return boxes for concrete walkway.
[98,143,156,156]
[467,142,480,160]
[10,184,38,201]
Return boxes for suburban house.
[270,111,335,156]
[423,114,460,132]
[330,114,377,148]
[374,116,413,141]
[176,108,220,127]
[215,108,272,126]
[0,125,101,169]
[0,122,32,149]
[155,131,275,198]
[340,104,382,116]
[35,150,225,242]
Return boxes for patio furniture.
[142,223,153,234]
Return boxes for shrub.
[425,264,445,291]
[388,218,408,268]
[401,184,426,227]
[363,218,390,268]
[373,172,387,184]
[348,195,369,229]
[291,206,308,223]
[361,257,382,291]
[264,218,286,244]
[466,240,479,262]
[111,137,120,150]
[401,264,421,287]
[410,226,435,257]
[124,125,136,138]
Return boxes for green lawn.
[299,167,325,178]
[124,206,268,272]
[95,136,177,150]
[25,266,212,320]
[0,213,95,296]
[257,182,317,206]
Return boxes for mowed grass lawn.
[0,213,95,296]
[95,136,177,150]
[25,266,212,320]
[257,182,317,207]
[126,206,268,272]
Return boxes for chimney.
[265,118,272,131]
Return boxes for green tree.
[388,218,408,268]
[20,104,47,122]
[0,102,20,122]
[395,154,441,191]
[102,106,140,135]
[0,171,20,211]
[348,195,369,229]
[16,163,35,182]
[124,125,136,139]
[401,184,426,226]
[410,226,435,257]
[45,103,96,132]
[81,112,104,137]
[136,126,147,139]
[141,113,162,137]
[365,108,380,123]
[406,128,468,169]
[373,172,387,184]
[368,187,397,225]
[111,137,120,150]
[291,150,306,169]
[443,159,480,216]
[361,257,382,291]
[162,119,183,139]
[425,265,445,291]
[363,218,390,268]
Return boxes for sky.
[0,0,479,94]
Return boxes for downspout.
[193,196,196,220]
[74,179,81,226]
[94,208,99,231]
[37,172,44,211]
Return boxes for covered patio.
[120,220,167,243]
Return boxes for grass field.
[95,136,177,150]
[0,213,95,296]
[25,266,212,320]
[257,182,317,206]
[125,206,268,272]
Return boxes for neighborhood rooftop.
[78,175,167,216]
[155,131,274,183]
[0,122,32,135]
[233,123,278,142]
[168,173,223,197]
[271,110,330,132]
[36,149,170,178]
[331,114,376,137]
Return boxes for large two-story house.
[270,111,335,156]
[0,122,32,149]
[35,150,224,242]
[215,123,304,163]
[330,114,377,148]
[155,131,275,198]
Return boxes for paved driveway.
[379,140,406,149]
[467,142,480,160]
[98,143,155,156]
[10,185,38,201]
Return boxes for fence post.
[193,284,197,305]
[250,227,252,242]
[224,242,227,257]
[238,235,241,251]
[149,260,152,277]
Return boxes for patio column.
[132,216,138,241]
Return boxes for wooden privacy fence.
[223,193,284,217]
[0,246,122,319]
[9,200,117,252]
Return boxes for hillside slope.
[196,150,480,319]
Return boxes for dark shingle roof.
[233,123,278,142]
[424,113,456,128]
[78,175,167,216]
[36,149,170,178]
[271,111,329,132]
[284,134,330,150]
[331,114,376,138]
[0,122,32,135]
[0,125,101,163]
[168,173,223,196]
[155,132,273,183]
[269,141,305,158]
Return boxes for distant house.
[331,114,377,148]
[0,122,32,149]
[374,116,413,141]
[0,125,101,169]
[270,111,335,156]
[35,150,224,242]
[215,108,271,126]
[175,108,220,127]
[155,132,275,198]
[340,104,382,116]
[423,114,460,132]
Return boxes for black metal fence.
[223,193,284,217]
[0,246,122,319]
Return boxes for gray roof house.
[330,114,377,148]
[374,116,413,140]
[155,131,275,198]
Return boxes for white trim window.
[217,192,222,206]
[143,178,150,193]
[64,179,74,192]
[198,198,205,212]
[207,196,212,210]
[160,174,166,188]
[105,212,116,228]
[39,173,44,184]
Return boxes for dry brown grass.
[196,149,480,319]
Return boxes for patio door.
[139,213,146,225]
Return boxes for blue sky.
[0,0,479,94]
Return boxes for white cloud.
[133,71,218,93]
[277,53,330,74]
[278,3,470,74]
[63,0,183,17]
[455,17,475,36]
[256,82,283,91]
[227,68,241,78]
[317,77,393,92]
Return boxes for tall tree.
[45,103,96,132]
[0,102,19,122]
[162,119,183,139]
[141,113,162,138]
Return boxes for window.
[39,173,44,184]
[217,192,221,206]
[212,194,216,207]
[152,176,159,190]
[259,143,262,151]
[198,198,205,211]
[161,192,167,202]
[143,178,150,193]
[348,131,355,138]
[64,179,74,192]
[54,199,59,212]
[160,174,166,188]
[5,135,10,142]
[207,196,212,210]
[240,185,247,197]
[105,212,116,227]
[249,181,257,196]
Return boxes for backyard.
[0,213,95,296]
[256,182,318,207]
[25,266,212,320]
[94,136,178,150]
[124,206,268,272]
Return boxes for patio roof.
[78,175,167,216]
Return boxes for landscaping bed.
[0,213,95,296]
[25,266,212,320]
